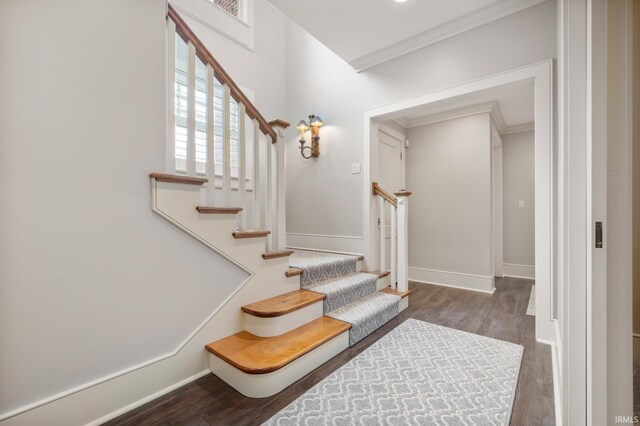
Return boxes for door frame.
[362,60,555,344]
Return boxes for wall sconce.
[296,115,324,159]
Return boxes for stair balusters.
[373,183,412,292]
[167,4,285,252]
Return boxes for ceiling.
[268,0,548,71]
[385,79,535,133]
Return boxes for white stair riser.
[375,275,390,291]
[399,296,409,312]
[208,331,349,398]
[243,301,324,337]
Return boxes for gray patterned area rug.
[264,319,523,426]
[289,250,359,286]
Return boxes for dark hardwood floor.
[105,277,554,426]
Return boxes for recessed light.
[395,0,408,3]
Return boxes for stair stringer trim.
[150,179,300,352]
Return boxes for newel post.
[269,119,289,251]
[395,190,412,292]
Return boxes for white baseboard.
[408,267,494,293]
[87,370,210,426]
[503,263,535,279]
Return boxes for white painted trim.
[86,370,210,426]
[243,302,323,337]
[363,59,555,343]
[408,267,495,294]
[286,232,363,239]
[350,0,549,72]
[503,263,536,279]
[377,122,406,143]
[401,101,502,129]
[503,122,535,134]
[551,337,563,426]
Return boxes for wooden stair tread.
[150,172,208,185]
[285,267,303,278]
[205,317,351,374]
[363,270,391,278]
[262,250,294,260]
[232,230,271,239]
[380,287,413,298]
[241,290,325,318]
[197,206,242,214]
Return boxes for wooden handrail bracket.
[168,4,277,143]
[372,182,398,206]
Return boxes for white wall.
[405,114,494,292]
[502,131,535,274]
[284,0,557,255]
[0,0,287,423]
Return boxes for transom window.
[210,0,239,18]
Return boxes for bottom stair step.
[326,292,401,346]
[206,317,350,398]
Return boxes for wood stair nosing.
[380,286,413,298]
[196,206,243,214]
[150,172,208,186]
[205,316,351,374]
[232,230,271,239]
[241,289,325,318]
[262,250,294,260]
[285,267,303,278]
[363,270,391,279]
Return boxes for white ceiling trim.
[350,0,549,72]
[396,101,502,129]
[502,122,535,134]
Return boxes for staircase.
[151,5,412,399]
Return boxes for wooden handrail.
[168,4,277,143]
[372,182,397,206]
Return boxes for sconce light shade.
[310,115,324,127]
[296,120,310,131]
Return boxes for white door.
[378,129,404,272]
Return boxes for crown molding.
[502,121,535,134]
[350,0,549,72]
[402,101,498,129]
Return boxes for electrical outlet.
[518,200,525,209]
[351,163,361,174]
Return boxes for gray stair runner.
[326,292,401,346]
[289,250,358,286]
[290,250,402,346]
[305,273,378,313]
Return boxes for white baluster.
[378,195,386,272]
[238,103,247,230]
[186,42,196,176]
[396,191,411,292]
[390,204,397,289]
[222,84,231,206]
[206,64,215,204]
[166,21,176,174]
[275,129,286,250]
[264,130,272,249]
[253,119,261,230]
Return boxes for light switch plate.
[351,163,361,174]
[518,200,525,209]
